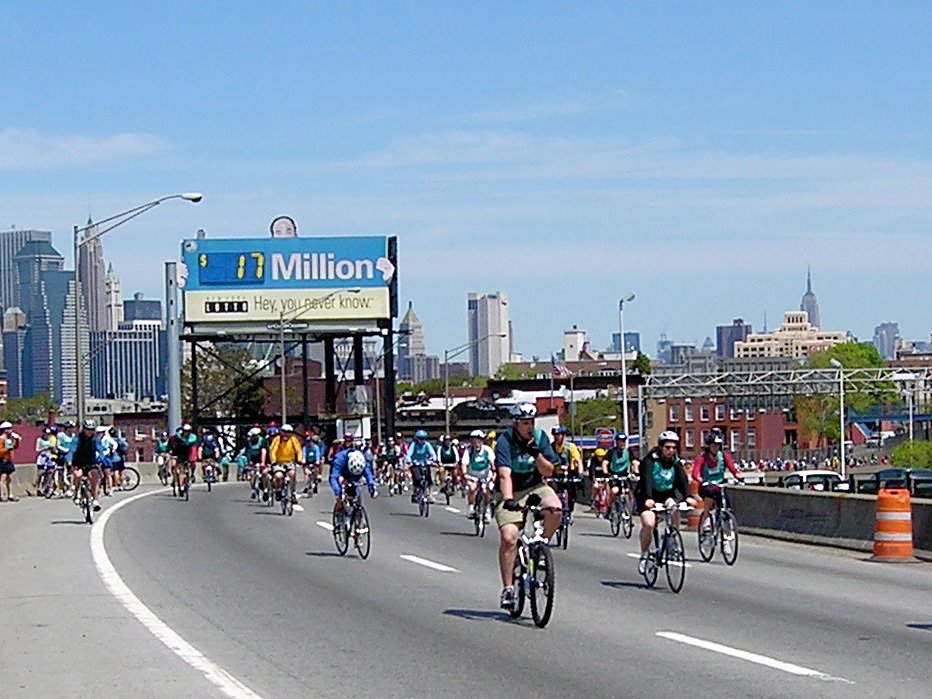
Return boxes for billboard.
[180,236,396,325]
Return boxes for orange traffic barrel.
[687,479,703,530]
[872,488,915,562]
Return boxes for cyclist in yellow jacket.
[269,424,304,505]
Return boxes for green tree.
[2,394,57,423]
[182,345,266,420]
[632,352,652,375]
[397,375,487,396]
[569,396,622,435]
[493,363,539,380]
[891,441,932,468]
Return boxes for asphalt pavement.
[7,482,932,698]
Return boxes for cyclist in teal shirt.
[601,432,638,515]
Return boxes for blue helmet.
[551,425,567,435]
[414,429,428,440]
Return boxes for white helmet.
[469,429,486,439]
[510,402,537,420]
[281,424,294,432]
[0,421,11,430]
[347,450,366,476]
[248,427,261,437]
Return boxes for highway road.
[9,482,932,698]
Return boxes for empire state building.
[800,267,821,329]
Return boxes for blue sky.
[2,1,932,357]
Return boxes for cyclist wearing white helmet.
[634,430,695,574]
[329,440,377,513]
[495,402,562,611]
[460,429,496,520]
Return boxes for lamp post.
[74,193,202,423]
[443,332,506,436]
[618,293,635,437]
[579,415,616,434]
[893,372,917,443]
[829,358,845,478]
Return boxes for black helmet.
[705,429,724,446]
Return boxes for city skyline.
[2,4,932,357]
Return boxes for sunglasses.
[661,444,678,450]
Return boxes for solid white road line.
[316,521,335,531]
[444,506,461,514]
[292,504,305,512]
[400,554,459,573]
[656,632,853,683]
[91,489,264,699]
[626,552,691,568]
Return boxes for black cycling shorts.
[699,484,725,508]
[635,488,676,515]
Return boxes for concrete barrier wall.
[5,462,167,498]
[729,485,932,560]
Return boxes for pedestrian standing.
[0,421,21,502]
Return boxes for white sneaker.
[92,500,101,512]
[638,552,649,575]
[467,505,476,518]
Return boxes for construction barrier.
[872,488,915,562]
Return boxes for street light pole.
[73,192,202,424]
[280,311,287,424]
[579,415,616,433]
[830,359,845,478]
[443,332,506,436]
[618,293,635,437]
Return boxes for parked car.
[781,470,850,492]
[856,468,932,497]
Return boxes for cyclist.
[601,432,638,516]
[589,447,609,516]
[33,426,56,494]
[550,425,583,520]
[97,425,116,496]
[56,422,77,496]
[329,443,378,513]
[691,430,743,514]
[495,402,562,611]
[268,424,303,504]
[635,431,695,574]
[460,429,496,521]
[68,420,103,511]
[170,424,198,497]
[303,431,323,495]
[381,437,405,493]
[437,434,459,498]
[244,427,268,499]
[154,430,171,482]
[406,429,437,504]
[109,428,130,491]
[0,421,21,502]
[199,432,220,484]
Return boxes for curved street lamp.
[74,193,202,422]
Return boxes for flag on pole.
[551,354,573,378]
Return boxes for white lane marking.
[292,504,305,512]
[400,554,459,573]
[444,506,461,514]
[91,489,263,699]
[626,552,691,568]
[656,632,853,683]
[316,521,334,531]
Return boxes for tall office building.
[398,301,429,381]
[611,331,641,354]
[124,291,162,322]
[800,266,821,329]
[0,228,52,312]
[104,263,124,330]
[13,241,88,402]
[78,218,109,332]
[90,320,166,400]
[716,318,752,358]
[2,308,28,398]
[873,322,900,360]
[467,291,510,376]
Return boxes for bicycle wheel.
[444,481,451,506]
[720,510,739,566]
[41,471,54,498]
[183,474,190,501]
[560,514,570,550]
[82,483,93,524]
[529,543,555,628]
[474,492,483,536]
[121,467,140,492]
[332,508,349,556]
[281,482,291,516]
[158,462,169,486]
[510,558,525,619]
[642,551,658,588]
[697,511,716,562]
[353,506,371,560]
[609,500,621,537]
[206,470,213,492]
[621,499,634,539]
[664,529,687,594]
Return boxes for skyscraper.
[0,228,52,312]
[90,320,166,400]
[13,240,88,402]
[467,291,510,376]
[398,301,425,381]
[104,263,124,330]
[611,331,641,354]
[873,322,900,360]
[124,291,162,322]
[800,266,821,329]
[2,308,29,398]
[78,218,109,332]
[716,318,752,358]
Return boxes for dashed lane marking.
[400,554,459,573]
[444,506,461,514]
[316,521,335,531]
[626,552,691,568]
[656,632,853,683]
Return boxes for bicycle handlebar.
[650,502,692,513]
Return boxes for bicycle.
[508,495,557,628]
[697,482,739,566]
[331,484,371,559]
[280,467,294,517]
[156,454,170,486]
[38,463,57,499]
[607,475,635,539]
[440,467,456,506]
[116,466,140,492]
[641,502,690,593]
[550,473,581,551]
[414,478,431,517]
[467,475,493,538]
[180,461,193,501]
[591,477,609,518]
[76,472,94,524]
